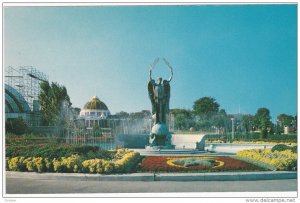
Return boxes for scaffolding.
[5,66,49,126]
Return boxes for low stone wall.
[206,143,274,153]
[171,134,206,150]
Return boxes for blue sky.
[4,5,297,119]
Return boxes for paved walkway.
[5,171,297,194]
[6,177,297,194]
[5,171,297,181]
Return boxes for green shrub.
[271,144,291,152]
[291,145,297,153]
[5,117,30,135]
[6,144,114,159]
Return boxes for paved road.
[6,176,297,194]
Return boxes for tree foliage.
[170,108,195,131]
[277,114,294,127]
[193,97,220,117]
[240,114,254,132]
[39,81,72,126]
[255,107,272,138]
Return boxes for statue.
[148,58,173,124]
[147,58,174,148]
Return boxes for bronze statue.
[147,58,174,148]
[148,58,173,124]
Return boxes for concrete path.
[5,171,297,194]
[6,177,297,194]
[5,171,297,181]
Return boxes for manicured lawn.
[139,156,266,172]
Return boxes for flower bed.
[6,149,141,174]
[236,148,297,171]
[140,156,263,172]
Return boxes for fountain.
[145,58,206,153]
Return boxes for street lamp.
[231,118,234,140]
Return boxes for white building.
[79,96,111,128]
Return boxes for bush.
[291,145,297,153]
[22,157,51,172]
[44,158,54,172]
[53,158,63,172]
[8,157,26,171]
[6,144,114,159]
[114,150,140,173]
[271,144,291,152]
[52,155,82,173]
[5,117,30,135]
[81,159,114,174]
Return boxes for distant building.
[79,96,111,128]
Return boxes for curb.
[6,171,297,181]
[157,171,297,181]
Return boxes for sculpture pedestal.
[149,123,173,149]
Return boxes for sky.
[3,4,297,119]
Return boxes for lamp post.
[231,118,234,140]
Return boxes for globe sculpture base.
[148,123,174,149]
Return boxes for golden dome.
[83,96,109,110]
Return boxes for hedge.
[6,144,114,159]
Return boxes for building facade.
[79,96,111,128]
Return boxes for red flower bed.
[140,156,263,172]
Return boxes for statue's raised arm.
[149,57,160,81]
[163,58,173,82]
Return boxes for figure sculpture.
[147,58,173,148]
[148,58,173,124]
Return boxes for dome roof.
[83,96,109,110]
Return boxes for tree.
[115,111,130,119]
[241,114,254,132]
[170,108,194,131]
[193,97,220,117]
[212,109,230,133]
[192,97,220,131]
[255,107,272,138]
[39,81,72,126]
[277,114,294,127]
[276,114,295,134]
[129,110,151,120]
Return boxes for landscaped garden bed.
[236,144,297,171]
[6,148,141,174]
[139,156,265,172]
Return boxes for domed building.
[79,96,111,128]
